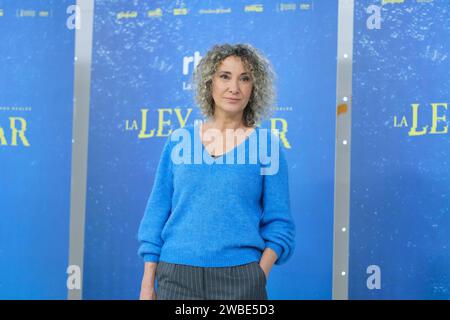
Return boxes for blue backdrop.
[350,0,450,299]
[2,0,448,300]
[0,0,75,299]
[83,0,338,299]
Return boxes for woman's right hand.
[139,284,156,300]
[139,262,158,300]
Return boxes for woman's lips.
[224,98,241,103]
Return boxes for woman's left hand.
[259,247,278,280]
[259,264,269,280]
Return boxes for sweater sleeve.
[259,134,296,265]
[137,136,174,263]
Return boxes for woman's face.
[211,55,253,118]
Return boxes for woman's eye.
[220,74,229,79]
[241,77,251,82]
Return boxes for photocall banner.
[0,0,76,299]
[83,0,338,299]
[350,0,450,299]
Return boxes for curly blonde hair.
[193,43,276,127]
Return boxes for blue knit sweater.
[138,122,295,267]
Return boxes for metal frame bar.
[68,0,94,300]
[332,0,355,300]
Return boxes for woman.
[138,43,295,300]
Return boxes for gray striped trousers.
[155,261,268,300]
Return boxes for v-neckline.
[197,122,258,160]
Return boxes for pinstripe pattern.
[155,261,267,300]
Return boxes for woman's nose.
[228,80,240,94]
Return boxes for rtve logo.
[182,51,202,91]
[182,51,202,76]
